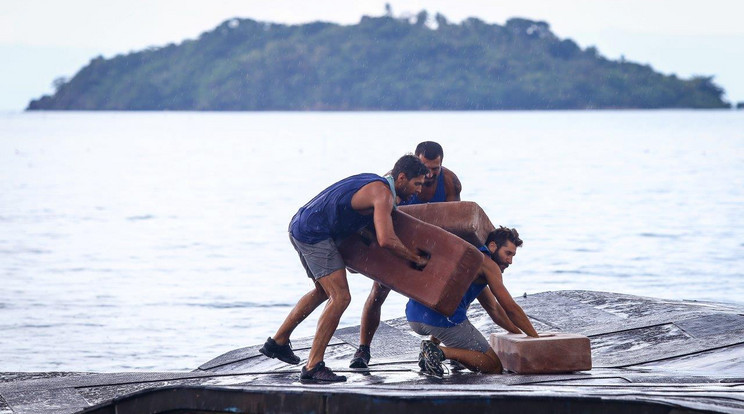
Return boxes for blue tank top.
[289,173,388,244]
[401,171,446,205]
[405,245,490,327]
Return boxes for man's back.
[289,173,387,244]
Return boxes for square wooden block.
[489,332,592,374]
[338,210,484,316]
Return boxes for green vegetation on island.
[28,11,730,110]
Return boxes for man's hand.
[410,249,430,271]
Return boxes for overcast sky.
[2,0,743,111]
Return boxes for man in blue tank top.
[412,227,538,377]
[350,141,463,369]
[404,141,462,204]
[259,154,430,383]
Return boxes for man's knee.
[482,349,503,374]
[331,290,352,309]
[372,283,391,300]
[317,268,351,309]
[365,283,390,309]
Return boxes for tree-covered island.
[27,11,730,110]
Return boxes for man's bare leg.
[306,268,352,370]
[440,347,503,374]
[272,284,328,345]
[359,282,391,346]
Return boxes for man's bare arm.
[476,289,522,334]
[367,184,428,267]
[480,259,538,337]
[444,168,462,201]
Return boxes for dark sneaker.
[349,345,371,369]
[259,337,300,365]
[417,351,426,371]
[300,361,347,383]
[420,340,445,378]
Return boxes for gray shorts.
[409,319,490,353]
[289,234,346,280]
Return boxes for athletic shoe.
[349,344,371,369]
[449,360,467,371]
[300,361,347,383]
[417,351,426,371]
[259,337,300,365]
[420,340,445,378]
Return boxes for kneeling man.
[408,227,538,377]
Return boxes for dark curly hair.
[392,154,429,179]
[414,141,444,160]
[485,226,523,248]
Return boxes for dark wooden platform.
[2,291,743,413]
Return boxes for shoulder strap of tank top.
[384,174,398,210]
[433,170,446,201]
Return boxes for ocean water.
[1,110,742,372]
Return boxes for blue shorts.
[289,234,346,280]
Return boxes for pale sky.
[2,0,743,110]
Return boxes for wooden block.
[338,210,484,316]
[489,332,592,374]
[399,201,495,247]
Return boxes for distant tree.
[415,10,428,26]
[52,77,68,92]
[435,13,448,28]
[549,39,580,59]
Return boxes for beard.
[490,252,508,272]
[423,174,437,186]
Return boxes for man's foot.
[259,337,300,365]
[420,340,445,378]
[349,344,371,369]
[300,361,347,383]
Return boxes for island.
[27,11,730,111]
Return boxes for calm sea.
[1,110,742,372]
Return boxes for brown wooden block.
[399,201,495,247]
[338,210,484,316]
[489,332,592,374]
